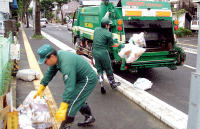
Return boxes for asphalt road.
[37,22,198,115]
[18,21,173,129]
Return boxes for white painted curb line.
[113,75,187,129]
[40,30,188,129]
[182,47,197,54]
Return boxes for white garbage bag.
[118,44,146,63]
[129,32,146,47]
[133,78,153,90]
[18,91,52,129]
[16,69,40,81]
[118,44,132,59]
[125,45,146,63]
[18,114,33,129]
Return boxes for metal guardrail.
[0,32,12,96]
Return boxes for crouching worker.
[33,44,98,129]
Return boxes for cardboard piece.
[7,111,19,129]
[0,94,11,129]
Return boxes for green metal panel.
[123,16,172,21]
[79,7,100,30]
[121,0,171,10]
[81,33,93,40]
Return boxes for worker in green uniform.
[93,17,125,94]
[33,44,98,129]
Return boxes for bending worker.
[33,44,98,129]
[93,16,125,94]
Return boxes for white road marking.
[184,64,196,70]
[30,23,196,72]
[182,47,197,54]
[40,30,188,129]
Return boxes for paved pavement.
[14,22,187,129]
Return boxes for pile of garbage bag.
[17,91,52,129]
[118,32,146,63]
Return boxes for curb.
[112,75,188,129]
[82,55,188,129]
[11,77,17,108]
[42,28,188,129]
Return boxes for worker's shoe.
[107,74,121,89]
[78,104,95,126]
[98,74,106,94]
[60,116,74,129]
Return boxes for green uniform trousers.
[93,50,113,76]
[67,76,98,116]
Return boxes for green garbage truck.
[71,0,186,74]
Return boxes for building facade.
[0,0,18,18]
[62,1,79,17]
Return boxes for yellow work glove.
[33,84,46,99]
[55,102,69,122]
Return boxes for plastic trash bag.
[118,44,146,63]
[129,32,146,47]
[125,45,146,63]
[16,69,40,81]
[18,91,52,129]
[118,44,132,59]
[133,78,153,91]
[18,114,33,129]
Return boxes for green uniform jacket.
[41,50,97,103]
[93,27,115,50]
[93,27,115,75]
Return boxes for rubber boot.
[78,104,95,126]
[60,116,74,129]
[98,74,106,94]
[107,74,121,89]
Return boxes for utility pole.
[187,1,200,129]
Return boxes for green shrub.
[175,27,192,37]
[183,29,192,35]
[175,27,184,37]
[0,61,13,96]
[16,22,20,28]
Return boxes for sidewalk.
[15,23,176,129]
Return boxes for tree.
[34,0,41,36]
[17,0,23,21]
[55,0,69,25]
[23,0,32,28]
[28,7,33,20]
[16,0,31,27]
[40,0,55,21]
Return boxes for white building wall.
[0,2,9,13]
[0,0,13,15]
